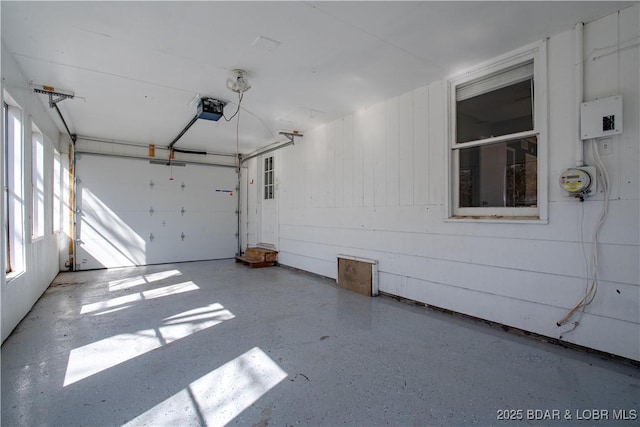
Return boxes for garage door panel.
[79,183,151,214]
[79,210,151,240]
[77,213,147,270]
[151,182,187,211]
[146,236,180,265]
[178,212,233,237]
[76,155,237,269]
[176,232,236,261]
[204,192,237,211]
[185,193,231,212]
[76,154,152,183]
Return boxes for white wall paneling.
[398,91,414,206]
[413,86,430,206]
[247,5,640,361]
[1,42,65,342]
[75,154,237,269]
[2,4,638,361]
[385,97,400,207]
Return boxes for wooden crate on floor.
[235,247,278,268]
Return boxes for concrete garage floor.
[1,260,638,426]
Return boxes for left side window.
[3,102,9,273]
[32,124,44,238]
[4,95,25,275]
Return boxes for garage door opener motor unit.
[197,97,225,121]
[168,97,227,151]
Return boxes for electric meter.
[559,168,592,195]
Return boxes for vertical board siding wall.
[2,43,66,342]
[266,7,640,360]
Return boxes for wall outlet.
[598,138,613,155]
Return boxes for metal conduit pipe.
[575,22,585,167]
[240,140,294,165]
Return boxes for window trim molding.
[446,39,548,223]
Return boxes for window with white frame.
[3,102,9,273]
[264,156,274,200]
[450,44,546,219]
[32,125,45,237]
[4,95,25,274]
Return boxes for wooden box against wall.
[336,255,379,297]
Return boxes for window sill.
[6,270,24,283]
[446,215,548,224]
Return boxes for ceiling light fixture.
[226,69,251,94]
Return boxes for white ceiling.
[1,1,633,154]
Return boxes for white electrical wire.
[579,201,589,295]
[224,92,244,122]
[558,202,589,337]
[557,139,610,328]
[236,92,241,172]
[588,138,610,298]
[558,14,617,331]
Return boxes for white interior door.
[75,154,237,270]
[259,154,277,248]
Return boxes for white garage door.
[75,154,237,270]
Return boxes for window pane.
[32,130,44,237]
[3,103,9,272]
[5,103,24,273]
[459,137,537,208]
[264,156,274,200]
[456,79,533,144]
[54,150,61,231]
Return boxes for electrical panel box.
[197,97,225,121]
[580,95,622,140]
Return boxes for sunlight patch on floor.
[64,303,234,387]
[108,269,183,292]
[123,347,287,427]
[81,281,199,315]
